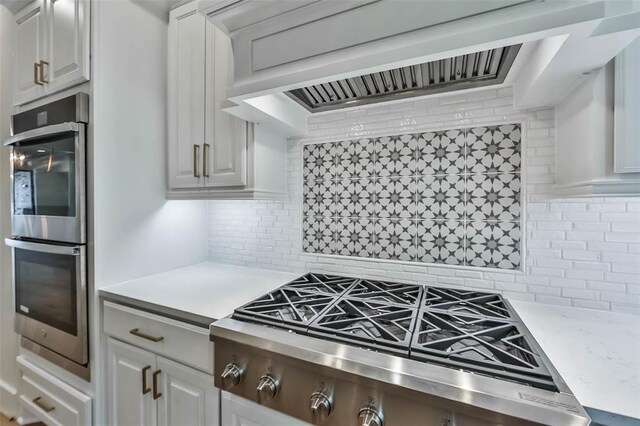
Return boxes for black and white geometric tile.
[466,124,521,174]
[466,221,521,269]
[335,218,376,258]
[302,122,523,270]
[416,221,465,265]
[375,219,416,261]
[466,173,521,221]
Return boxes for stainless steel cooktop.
[213,273,590,425]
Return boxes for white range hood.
[198,0,640,136]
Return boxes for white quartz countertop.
[99,262,298,327]
[100,264,639,422]
[510,300,640,424]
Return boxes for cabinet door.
[45,0,90,94]
[203,23,247,188]
[221,391,307,426]
[157,356,219,426]
[106,338,157,426]
[168,2,206,189]
[614,38,640,173]
[14,0,46,106]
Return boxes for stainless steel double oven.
[4,93,89,379]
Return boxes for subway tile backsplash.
[207,87,640,315]
[302,124,522,270]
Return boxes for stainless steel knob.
[358,406,383,426]
[221,363,243,389]
[309,391,333,423]
[256,374,279,403]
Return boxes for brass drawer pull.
[33,396,55,413]
[129,328,164,342]
[39,60,49,83]
[34,63,43,86]
[152,369,162,400]
[142,365,151,394]
[193,144,200,177]
[203,143,210,178]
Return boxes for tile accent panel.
[207,87,640,315]
[302,124,522,270]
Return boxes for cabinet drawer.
[17,356,91,426]
[103,301,214,374]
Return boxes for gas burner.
[344,279,423,307]
[309,299,416,356]
[422,287,513,321]
[233,288,336,330]
[284,273,357,296]
[410,310,556,390]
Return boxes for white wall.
[92,1,207,423]
[0,3,20,418]
[208,87,640,315]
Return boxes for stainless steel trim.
[5,238,81,256]
[4,122,79,146]
[9,123,86,243]
[212,317,590,426]
[11,242,88,366]
[20,337,90,381]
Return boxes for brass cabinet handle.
[34,63,43,86]
[129,328,164,342]
[152,369,162,400]
[33,396,55,413]
[39,60,49,83]
[203,143,210,178]
[193,144,200,178]
[142,365,151,394]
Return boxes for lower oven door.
[6,238,88,365]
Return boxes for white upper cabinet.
[167,1,286,200]
[13,0,90,106]
[614,38,640,174]
[46,0,90,94]
[14,0,46,105]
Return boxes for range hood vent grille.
[286,44,521,113]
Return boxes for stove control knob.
[221,363,243,389]
[256,374,279,403]
[358,406,383,426]
[309,391,333,422]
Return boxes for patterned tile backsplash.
[302,124,522,270]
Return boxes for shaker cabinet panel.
[168,3,207,189]
[221,391,307,426]
[204,23,247,188]
[14,0,89,106]
[46,0,90,93]
[614,38,640,173]
[157,356,219,426]
[106,338,158,426]
[14,0,46,105]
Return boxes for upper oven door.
[6,122,86,244]
[6,238,88,365]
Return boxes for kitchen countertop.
[99,262,298,327]
[99,264,639,424]
[510,300,640,426]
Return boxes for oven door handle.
[4,122,80,146]
[4,238,83,256]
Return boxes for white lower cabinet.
[221,391,307,426]
[106,337,220,426]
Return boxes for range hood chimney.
[286,44,521,113]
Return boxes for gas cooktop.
[233,273,557,391]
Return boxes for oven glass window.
[12,133,76,217]
[14,248,77,336]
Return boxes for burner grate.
[308,299,416,356]
[284,273,358,296]
[344,279,423,307]
[233,288,337,331]
[422,287,513,321]
[410,310,556,390]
